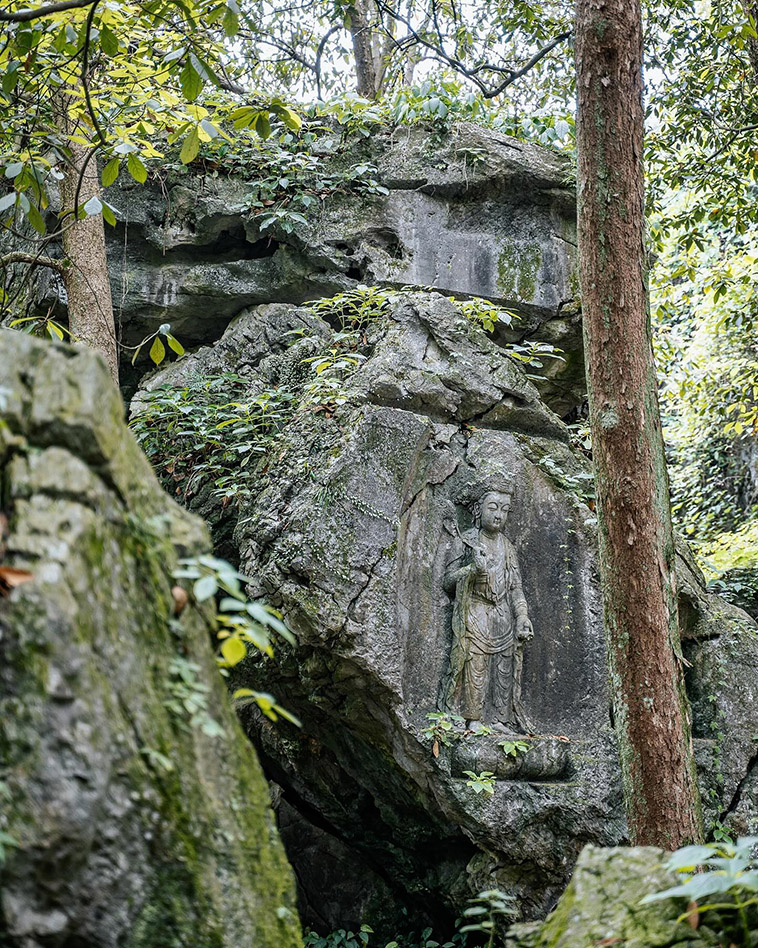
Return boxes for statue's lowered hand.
[517,617,533,640]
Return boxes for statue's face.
[479,491,511,533]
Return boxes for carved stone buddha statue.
[441,486,533,730]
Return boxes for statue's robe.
[442,528,529,724]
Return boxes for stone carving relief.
[440,481,533,731]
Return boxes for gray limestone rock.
[505,845,709,947]
[132,292,758,932]
[0,331,301,948]
[42,122,580,413]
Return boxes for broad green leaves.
[171,555,300,725]
[0,0,305,327]
[127,152,148,183]
[179,126,201,163]
[641,837,758,944]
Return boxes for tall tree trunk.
[741,1,758,78]
[56,96,119,383]
[348,0,378,98]
[575,0,702,848]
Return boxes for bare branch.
[315,24,341,99]
[0,251,67,274]
[375,0,571,98]
[0,0,96,22]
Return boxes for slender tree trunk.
[741,1,758,77]
[56,96,119,383]
[348,0,379,98]
[575,0,702,848]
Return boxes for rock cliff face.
[0,332,301,948]
[133,292,758,934]
[34,122,582,415]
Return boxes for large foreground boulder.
[133,292,758,934]
[0,332,301,947]
[506,845,709,947]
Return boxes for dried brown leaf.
[0,566,33,596]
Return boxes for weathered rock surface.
[0,332,301,947]
[39,122,581,413]
[133,292,758,933]
[505,845,709,947]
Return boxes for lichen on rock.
[505,845,710,947]
[0,331,301,948]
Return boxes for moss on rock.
[0,331,301,948]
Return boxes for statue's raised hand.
[472,546,488,575]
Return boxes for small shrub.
[642,836,758,946]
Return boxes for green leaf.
[166,334,185,356]
[666,845,722,872]
[254,113,271,139]
[222,6,239,36]
[99,23,119,56]
[180,59,202,102]
[1,65,20,95]
[230,106,256,129]
[232,687,256,700]
[0,192,17,213]
[220,636,246,665]
[193,574,218,602]
[127,153,147,184]
[179,127,200,164]
[271,101,302,132]
[102,202,116,227]
[4,162,23,179]
[26,202,45,235]
[101,158,120,187]
[149,336,166,364]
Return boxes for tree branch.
[375,0,571,98]
[0,251,67,274]
[0,0,96,22]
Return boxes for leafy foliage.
[498,739,528,758]
[642,837,758,947]
[173,554,300,724]
[304,925,374,948]
[459,890,517,946]
[652,210,758,596]
[462,771,496,796]
[306,921,470,948]
[131,373,295,503]
[164,656,226,738]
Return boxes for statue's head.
[476,490,512,533]
[458,476,515,531]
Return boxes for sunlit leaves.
[149,335,166,364]
[126,152,148,183]
[101,157,120,186]
[170,555,300,726]
[179,126,200,163]
[180,57,203,102]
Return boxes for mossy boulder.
[506,845,709,947]
[0,331,301,948]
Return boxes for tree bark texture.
[575,0,702,848]
[741,0,758,77]
[56,97,119,383]
[348,0,379,98]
